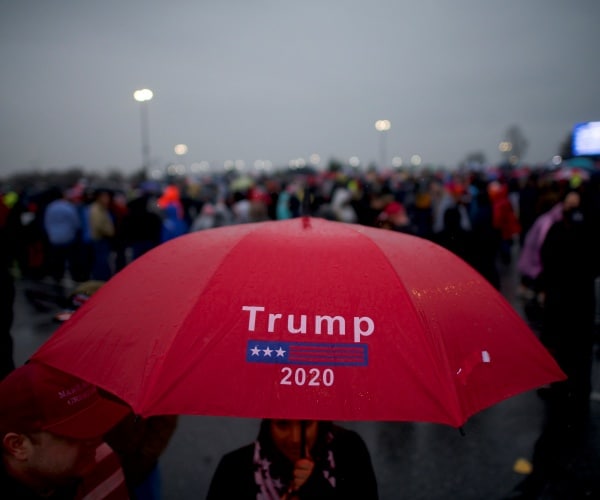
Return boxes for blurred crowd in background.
[0,162,598,292]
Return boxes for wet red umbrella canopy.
[32,217,565,427]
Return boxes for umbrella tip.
[302,216,311,229]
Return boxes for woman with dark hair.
[206,419,378,499]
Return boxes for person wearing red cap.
[0,361,130,499]
[377,201,413,233]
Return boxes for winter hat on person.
[378,201,408,225]
[157,185,181,208]
[0,361,129,440]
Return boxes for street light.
[174,143,188,156]
[173,143,188,176]
[133,88,154,171]
[374,119,391,169]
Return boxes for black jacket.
[206,426,378,499]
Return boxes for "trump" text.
[242,305,374,343]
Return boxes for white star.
[275,347,286,357]
[250,346,261,356]
[263,347,273,357]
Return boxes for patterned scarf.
[252,430,337,499]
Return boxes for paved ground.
[11,252,600,500]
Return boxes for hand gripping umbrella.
[32,217,565,428]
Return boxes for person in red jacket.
[488,180,521,264]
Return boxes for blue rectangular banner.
[246,340,368,366]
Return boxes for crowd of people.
[2,164,587,289]
[1,161,599,499]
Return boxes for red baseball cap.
[0,362,130,440]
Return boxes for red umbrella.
[32,217,564,428]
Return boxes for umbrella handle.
[300,420,307,458]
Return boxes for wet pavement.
[10,252,600,500]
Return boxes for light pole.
[133,88,153,171]
[375,119,391,169]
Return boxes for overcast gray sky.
[1,0,599,176]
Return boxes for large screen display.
[572,121,600,156]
